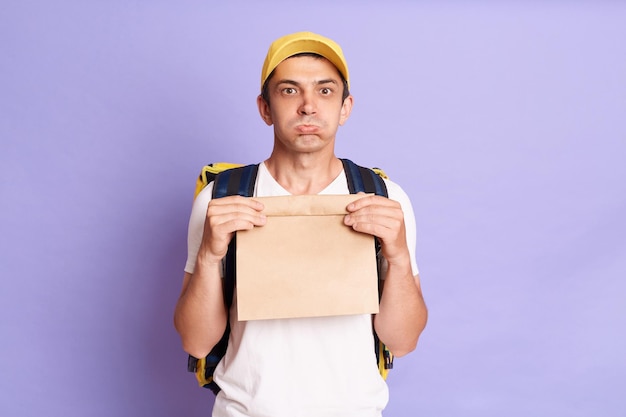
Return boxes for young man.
[174,31,427,417]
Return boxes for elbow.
[180,329,225,358]
[386,318,428,358]
[177,326,225,360]
[183,343,211,360]
[391,307,428,357]
[388,337,419,358]
[178,330,224,359]
[174,324,213,359]
[174,311,227,359]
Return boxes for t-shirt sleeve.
[384,178,419,276]
[184,182,214,274]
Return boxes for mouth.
[295,124,320,134]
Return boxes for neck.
[264,153,343,195]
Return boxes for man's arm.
[344,194,427,357]
[174,196,266,358]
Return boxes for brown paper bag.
[236,194,379,321]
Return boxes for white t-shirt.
[185,162,418,417]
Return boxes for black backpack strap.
[188,163,260,394]
[212,164,259,199]
[211,164,259,307]
[340,158,394,371]
[341,158,388,197]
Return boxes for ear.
[257,95,273,126]
[338,95,354,126]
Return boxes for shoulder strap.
[210,164,260,308]
[188,164,260,394]
[341,158,388,197]
[205,160,386,198]
[212,164,259,199]
[340,158,394,375]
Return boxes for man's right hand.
[198,196,267,264]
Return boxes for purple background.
[2,1,625,416]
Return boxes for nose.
[298,90,316,116]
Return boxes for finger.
[346,204,403,226]
[208,210,267,231]
[202,211,266,261]
[209,196,265,212]
[346,194,398,212]
[347,217,409,264]
[345,214,401,238]
[207,200,266,225]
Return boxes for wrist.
[384,252,413,275]
[196,250,224,270]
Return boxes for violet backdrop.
[1,1,625,416]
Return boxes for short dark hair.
[260,53,350,105]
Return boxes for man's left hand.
[344,194,411,267]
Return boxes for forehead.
[271,55,343,83]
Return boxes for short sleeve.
[384,179,419,275]
[184,182,214,274]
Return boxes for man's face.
[258,55,353,155]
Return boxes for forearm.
[174,257,228,358]
[374,262,427,357]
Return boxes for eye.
[320,87,332,95]
[282,87,297,95]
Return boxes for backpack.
[187,158,394,395]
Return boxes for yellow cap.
[260,31,350,91]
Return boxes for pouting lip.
[295,124,320,133]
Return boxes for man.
[174,31,427,417]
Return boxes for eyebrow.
[276,78,338,87]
